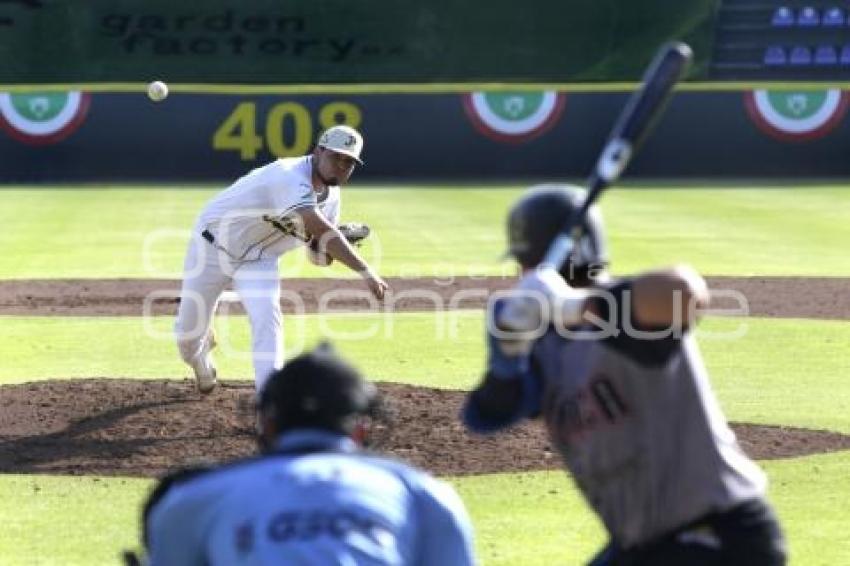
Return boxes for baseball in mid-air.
[147,80,169,102]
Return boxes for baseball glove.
[338,222,371,246]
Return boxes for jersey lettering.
[547,375,629,444]
[590,378,629,421]
[263,213,309,242]
[266,508,394,545]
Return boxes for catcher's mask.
[258,343,379,439]
[506,184,609,284]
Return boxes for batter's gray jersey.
[531,286,766,548]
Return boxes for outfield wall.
[0,0,714,83]
[1,89,849,182]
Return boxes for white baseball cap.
[317,125,364,165]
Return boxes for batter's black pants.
[587,498,787,566]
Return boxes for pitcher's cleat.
[192,354,218,394]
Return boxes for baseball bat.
[495,42,692,333]
[540,41,693,270]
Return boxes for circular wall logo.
[0,91,91,145]
[744,90,849,141]
[463,91,566,143]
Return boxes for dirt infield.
[1,276,849,318]
[1,275,849,478]
[2,379,850,478]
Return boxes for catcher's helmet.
[507,184,608,277]
[259,343,378,435]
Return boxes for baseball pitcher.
[174,125,388,393]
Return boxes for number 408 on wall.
[212,101,362,160]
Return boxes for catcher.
[141,344,477,565]
[174,125,388,394]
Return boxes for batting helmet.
[258,343,378,435]
[506,184,609,280]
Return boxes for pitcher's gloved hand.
[338,222,371,246]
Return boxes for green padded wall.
[0,0,716,84]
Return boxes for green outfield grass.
[0,474,149,565]
[2,314,849,432]
[457,451,850,565]
[0,311,484,390]
[2,184,849,565]
[701,317,850,433]
[0,185,848,278]
[3,451,848,565]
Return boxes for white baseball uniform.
[175,155,340,391]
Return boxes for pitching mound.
[2,379,849,478]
